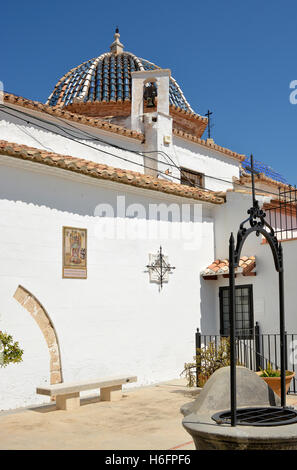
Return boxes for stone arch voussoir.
[13,285,63,385]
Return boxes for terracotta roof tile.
[201,256,256,277]
[3,93,144,142]
[2,93,245,162]
[173,129,245,162]
[0,140,224,204]
[235,172,291,191]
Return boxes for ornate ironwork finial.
[245,154,260,208]
[232,153,282,271]
[227,153,286,427]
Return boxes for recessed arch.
[13,285,63,385]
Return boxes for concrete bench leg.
[56,392,80,410]
[100,385,122,401]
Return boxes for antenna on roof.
[205,109,213,139]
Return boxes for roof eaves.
[0,140,225,205]
[172,128,245,162]
[236,172,291,191]
[3,93,144,142]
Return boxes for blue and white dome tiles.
[47,29,194,113]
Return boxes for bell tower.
[131,69,176,179]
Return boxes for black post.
[255,322,261,371]
[229,233,237,426]
[195,328,201,388]
[279,243,286,407]
[285,331,288,371]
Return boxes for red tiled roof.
[235,172,291,191]
[3,93,144,142]
[173,131,246,162]
[201,256,256,277]
[0,140,225,204]
[2,93,245,161]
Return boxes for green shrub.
[259,362,292,377]
[0,331,23,368]
[181,337,235,387]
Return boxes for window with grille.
[180,168,204,188]
[219,285,254,339]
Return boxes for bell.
[144,82,157,108]
[146,96,154,108]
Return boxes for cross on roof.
[205,109,213,139]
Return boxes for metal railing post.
[255,322,261,371]
[195,328,201,388]
[285,330,288,371]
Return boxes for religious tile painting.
[63,227,87,279]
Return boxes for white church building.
[0,30,296,410]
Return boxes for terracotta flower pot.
[256,371,295,397]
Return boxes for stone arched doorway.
[13,285,63,385]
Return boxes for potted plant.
[256,362,295,397]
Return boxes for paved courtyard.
[2,378,297,450]
[0,379,197,450]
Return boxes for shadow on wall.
[0,163,203,223]
[200,278,219,335]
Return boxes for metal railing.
[195,322,297,394]
[265,187,297,241]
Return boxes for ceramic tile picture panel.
[63,227,87,279]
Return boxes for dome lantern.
[110,27,124,55]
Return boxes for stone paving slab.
[0,379,197,450]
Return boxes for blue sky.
[1,0,297,184]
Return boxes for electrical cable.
[0,103,284,198]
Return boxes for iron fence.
[195,322,297,394]
[264,186,297,241]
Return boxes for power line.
[0,104,195,187]
[28,106,290,197]
[0,103,283,198]
[0,104,210,189]
[5,103,200,190]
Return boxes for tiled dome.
[47,30,194,113]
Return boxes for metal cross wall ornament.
[146,246,175,289]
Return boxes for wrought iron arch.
[233,199,283,272]
[228,155,286,426]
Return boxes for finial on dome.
[110,27,124,55]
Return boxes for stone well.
[181,366,297,450]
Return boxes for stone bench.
[36,375,137,411]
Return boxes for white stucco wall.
[0,105,146,173]
[0,106,241,193]
[0,156,215,410]
[173,137,241,192]
[202,191,297,337]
